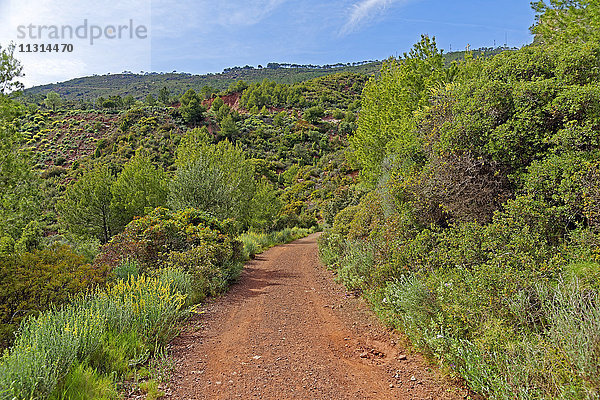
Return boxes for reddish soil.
[168,234,471,400]
[203,93,242,111]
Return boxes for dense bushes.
[95,207,243,302]
[320,15,600,399]
[320,195,600,398]
[0,245,109,348]
[0,206,250,399]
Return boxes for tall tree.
[349,35,449,186]
[111,151,169,232]
[169,130,256,225]
[0,43,24,94]
[58,165,115,243]
[532,0,600,44]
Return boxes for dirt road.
[169,233,470,399]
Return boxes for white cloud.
[340,0,413,35]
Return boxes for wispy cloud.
[152,0,287,38]
[340,0,413,35]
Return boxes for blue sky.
[0,0,536,87]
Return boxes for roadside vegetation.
[319,2,600,399]
[0,40,359,398]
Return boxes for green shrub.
[0,245,109,348]
[96,208,242,272]
[0,272,190,400]
[112,258,140,280]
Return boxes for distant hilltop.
[23,47,514,103]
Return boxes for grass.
[0,270,192,400]
[48,363,118,400]
[371,275,600,400]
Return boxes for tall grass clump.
[0,271,192,400]
[112,258,140,280]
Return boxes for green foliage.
[145,94,156,107]
[349,35,449,185]
[123,94,135,109]
[304,105,324,124]
[532,0,600,44]
[0,236,15,256]
[44,91,62,112]
[219,113,239,139]
[58,164,116,243]
[0,245,109,348]
[0,96,41,240]
[158,86,170,105]
[111,150,168,232]
[0,42,24,94]
[138,379,164,400]
[95,207,243,301]
[112,258,140,280]
[249,178,282,232]
[59,148,170,243]
[179,89,205,124]
[170,134,256,225]
[14,220,44,253]
[211,96,224,112]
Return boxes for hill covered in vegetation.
[22,48,509,105]
[22,61,382,103]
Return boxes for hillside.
[23,62,382,102]
[23,47,512,103]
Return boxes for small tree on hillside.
[159,86,170,105]
[44,91,62,111]
[304,105,325,124]
[58,165,116,243]
[145,94,156,107]
[180,89,205,124]
[169,132,256,226]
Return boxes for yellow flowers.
[0,269,192,400]
[105,274,187,313]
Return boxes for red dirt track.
[169,233,470,399]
